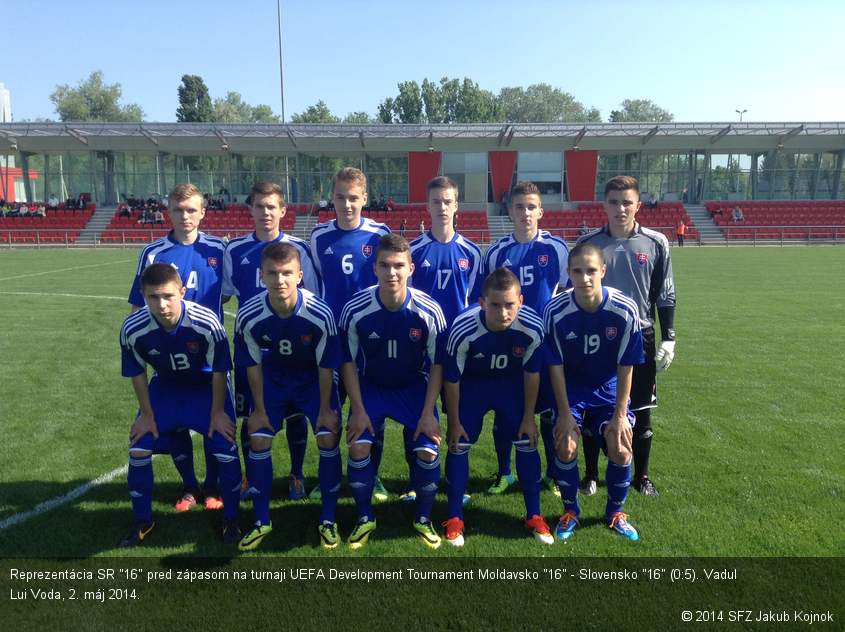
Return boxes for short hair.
[375,233,411,261]
[332,167,367,194]
[511,181,542,198]
[140,262,182,291]
[604,175,640,197]
[568,242,605,266]
[426,176,459,201]
[169,183,203,205]
[481,267,521,298]
[251,181,285,204]
[262,242,300,268]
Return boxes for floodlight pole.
[278,0,286,123]
[736,109,747,122]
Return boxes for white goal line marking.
[0,259,133,282]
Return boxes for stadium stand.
[0,204,94,244]
[707,200,845,240]
[538,202,699,242]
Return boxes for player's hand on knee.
[446,424,469,454]
[655,340,675,373]
[129,411,158,448]
[346,410,374,447]
[210,410,237,443]
[518,415,539,450]
[247,410,273,437]
[553,412,579,451]
[414,413,442,446]
[315,408,341,436]
[604,414,633,454]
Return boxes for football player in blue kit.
[442,267,554,546]
[480,181,569,497]
[339,234,447,549]
[407,176,482,503]
[543,243,644,541]
[310,168,393,501]
[222,182,322,500]
[233,243,343,550]
[119,263,241,547]
[127,183,228,513]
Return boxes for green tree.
[250,104,281,123]
[497,84,600,123]
[176,75,214,123]
[455,78,502,123]
[421,78,444,123]
[393,81,424,123]
[609,99,674,122]
[213,92,281,123]
[377,97,396,123]
[343,111,374,124]
[49,70,145,122]
[290,100,341,123]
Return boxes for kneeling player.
[443,267,553,546]
[119,263,241,547]
[340,234,446,549]
[543,244,644,541]
[234,243,343,550]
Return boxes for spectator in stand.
[377,194,387,210]
[419,218,425,235]
[162,195,169,209]
[66,195,78,210]
[128,195,139,210]
[386,196,396,211]
[120,205,132,219]
[47,194,60,211]
[146,195,158,208]
[732,206,745,222]
[327,198,335,212]
[400,218,407,238]
[216,195,226,211]
[648,194,659,210]
[1,203,10,217]
[0,196,5,208]
[154,209,165,225]
[579,220,590,236]
[34,205,47,218]
[500,190,509,216]
[8,204,22,217]
[77,194,86,210]
[318,195,328,211]
[709,202,723,219]
[676,220,686,247]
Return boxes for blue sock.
[370,421,385,477]
[239,419,250,473]
[555,456,581,517]
[247,447,272,525]
[213,445,242,519]
[285,414,308,479]
[318,445,342,525]
[403,426,416,484]
[605,457,631,520]
[514,444,542,518]
[347,454,374,521]
[445,450,469,520]
[128,453,154,522]
[492,423,513,477]
[168,428,199,488]
[202,438,220,489]
[540,418,557,479]
[414,454,440,523]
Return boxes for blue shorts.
[234,363,253,418]
[458,375,532,449]
[563,381,636,453]
[536,367,554,415]
[351,377,439,455]
[130,375,238,457]
[251,367,341,439]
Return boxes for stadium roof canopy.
[1,122,844,155]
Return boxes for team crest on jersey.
[409,328,422,342]
[362,245,373,258]
[637,253,648,265]
[512,347,525,357]
[538,255,549,267]
[301,334,313,345]
[207,257,218,268]
[458,258,469,271]
[606,327,617,340]
[186,342,200,353]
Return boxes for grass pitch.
[1,246,843,559]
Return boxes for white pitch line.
[0,259,133,282]
[0,292,238,319]
[0,464,129,532]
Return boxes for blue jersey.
[543,287,644,390]
[339,286,446,388]
[443,304,544,384]
[310,218,390,319]
[128,232,226,322]
[221,232,322,304]
[120,300,233,388]
[234,289,342,374]
[409,231,482,326]
[480,230,570,314]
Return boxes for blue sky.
[4,0,843,123]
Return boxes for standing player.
[407,176,482,502]
[127,183,227,512]
[544,243,644,540]
[442,268,553,546]
[234,244,343,550]
[339,234,446,548]
[310,167,391,501]
[222,182,322,500]
[480,181,569,496]
[577,176,676,498]
[119,263,241,547]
